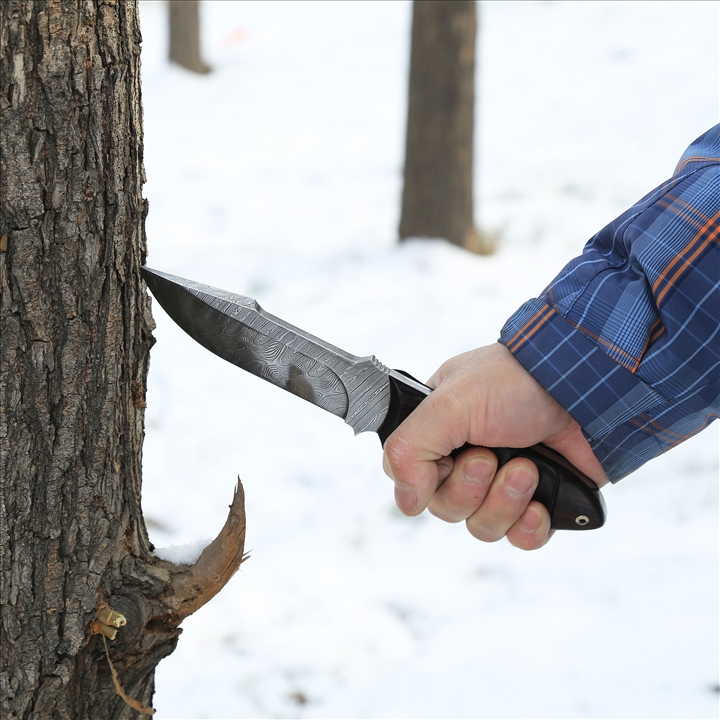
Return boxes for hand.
[382,343,609,550]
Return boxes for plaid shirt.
[500,125,720,482]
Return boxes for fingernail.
[520,506,542,533]
[504,466,536,497]
[463,457,493,486]
[394,482,417,515]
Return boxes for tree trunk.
[399,0,492,254]
[169,0,211,75]
[1,2,243,718]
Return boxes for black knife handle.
[377,370,606,531]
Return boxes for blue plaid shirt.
[500,125,720,482]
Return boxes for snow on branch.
[163,480,248,620]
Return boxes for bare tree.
[399,0,492,254]
[1,2,242,717]
[169,0,211,74]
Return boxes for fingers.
[506,503,555,551]
[465,457,540,542]
[382,442,445,516]
[380,343,570,550]
[427,448,498,522]
[382,388,471,516]
[427,449,553,551]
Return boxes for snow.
[137,2,719,718]
[153,540,211,566]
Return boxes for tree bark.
[169,0,211,75]
[399,0,492,254]
[0,2,243,718]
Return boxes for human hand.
[382,343,609,550]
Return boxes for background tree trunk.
[1,2,243,718]
[399,0,492,254]
[169,0,211,75]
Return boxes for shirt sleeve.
[500,125,720,482]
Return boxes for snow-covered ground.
[138,2,719,718]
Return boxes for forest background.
[138,2,719,718]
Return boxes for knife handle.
[377,370,606,531]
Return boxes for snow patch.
[153,540,211,566]
[137,1,719,718]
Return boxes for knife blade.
[141,266,606,531]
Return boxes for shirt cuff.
[499,298,668,481]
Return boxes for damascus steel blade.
[141,267,394,434]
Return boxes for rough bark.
[169,0,210,75]
[399,0,492,254]
[0,2,244,718]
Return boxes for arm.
[383,125,720,549]
[502,129,720,481]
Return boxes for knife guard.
[377,370,606,531]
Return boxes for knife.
[141,267,606,531]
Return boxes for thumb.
[382,388,468,515]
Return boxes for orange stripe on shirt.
[505,305,554,352]
[630,411,720,447]
[653,194,708,233]
[675,155,720,173]
[629,318,665,374]
[654,211,720,306]
[560,317,641,372]
[659,192,713,225]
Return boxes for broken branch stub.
[164,481,248,620]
